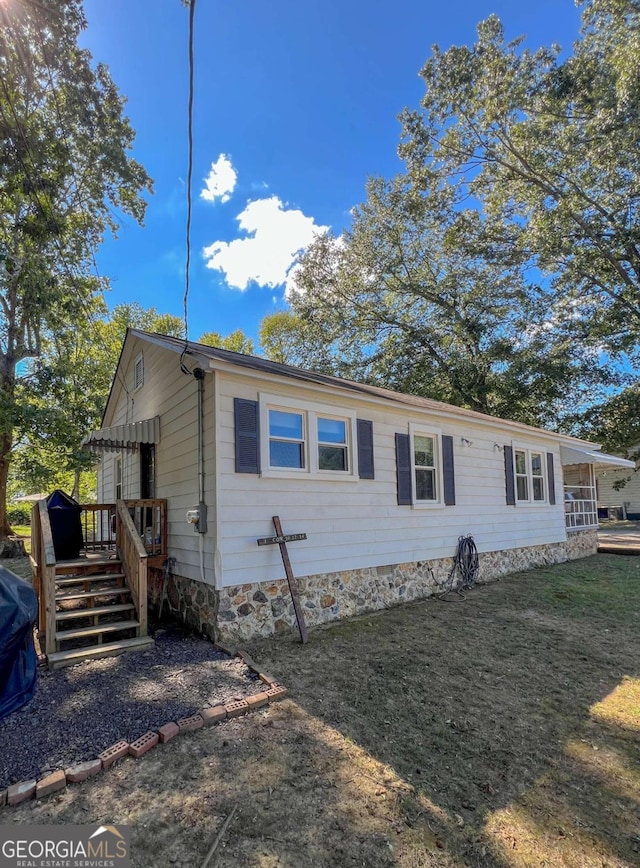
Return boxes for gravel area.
[0,622,264,787]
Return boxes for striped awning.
[560,445,635,469]
[82,416,160,453]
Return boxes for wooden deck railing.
[31,497,167,652]
[115,500,148,636]
[123,499,167,558]
[79,503,116,552]
[31,500,57,656]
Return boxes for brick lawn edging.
[0,647,287,809]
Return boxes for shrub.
[8,504,32,526]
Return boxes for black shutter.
[504,445,516,506]
[357,419,374,479]
[396,433,412,505]
[234,398,260,474]
[442,435,456,506]
[547,452,556,505]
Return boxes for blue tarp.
[0,565,37,721]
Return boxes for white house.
[83,329,634,643]
[595,446,640,520]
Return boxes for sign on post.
[257,516,308,643]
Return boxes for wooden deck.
[31,499,167,667]
[597,525,640,555]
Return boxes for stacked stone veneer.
[148,567,218,642]
[152,530,598,644]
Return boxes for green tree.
[199,329,255,355]
[291,175,605,426]
[290,0,638,425]
[400,0,640,359]
[258,311,322,368]
[577,385,640,455]
[10,303,183,502]
[0,0,152,538]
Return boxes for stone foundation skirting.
[148,567,218,642]
[155,530,598,644]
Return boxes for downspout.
[194,368,207,584]
[194,368,205,506]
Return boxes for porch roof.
[82,416,160,454]
[560,445,635,469]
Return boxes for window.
[133,353,144,391]
[404,424,446,507]
[514,447,546,503]
[317,417,348,471]
[115,456,122,501]
[269,409,305,469]
[531,452,545,501]
[259,393,357,479]
[515,449,528,501]
[413,434,437,501]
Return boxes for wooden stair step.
[56,620,140,641]
[47,636,155,670]
[56,587,131,603]
[55,558,121,576]
[56,572,125,587]
[56,603,136,622]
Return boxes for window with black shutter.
[442,435,456,506]
[234,398,260,474]
[357,419,374,479]
[395,433,412,505]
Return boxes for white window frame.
[114,455,123,501]
[512,443,548,505]
[133,353,144,392]
[409,423,445,509]
[259,393,358,481]
[266,406,307,474]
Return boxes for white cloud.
[202,196,328,292]
[200,154,237,203]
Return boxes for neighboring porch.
[30,498,167,669]
[561,445,635,533]
[563,463,598,531]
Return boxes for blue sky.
[81,0,583,343]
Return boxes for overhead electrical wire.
[180,0,197,376]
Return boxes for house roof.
[114,329,607,451]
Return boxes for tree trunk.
[71,467,81,501]
[0,423,14,541]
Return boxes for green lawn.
[8,553,640,867]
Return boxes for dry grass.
[8,554,640,867]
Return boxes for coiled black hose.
[437,534,479,602]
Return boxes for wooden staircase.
[47,554,153,670]
[31,498,166,669]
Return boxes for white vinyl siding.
[98,338,217,585]
[217,372,566,588]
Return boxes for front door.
[140,443,156,499]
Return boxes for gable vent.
[133,354,144,390]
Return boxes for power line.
[180,0,197,375]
